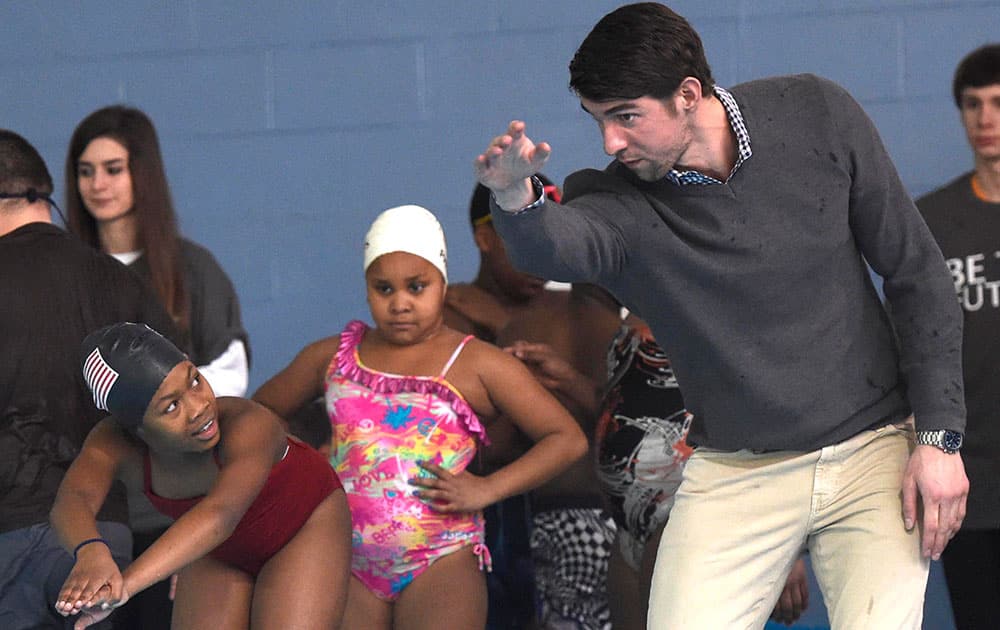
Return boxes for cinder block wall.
[2,1,997,391]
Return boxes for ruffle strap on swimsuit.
[333,320,490,446]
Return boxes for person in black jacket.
[0,128,175,630]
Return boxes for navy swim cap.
[82,323,187,430]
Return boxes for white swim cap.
[363,205,448,283]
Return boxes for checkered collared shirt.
[666,86,752,186]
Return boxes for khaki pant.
[648,423,928,629]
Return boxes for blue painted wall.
[2,0,997,390]
[2,3,995,625]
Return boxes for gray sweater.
[492,74,964,451]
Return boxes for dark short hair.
[569,2,714,102]
[0,129,53,197]
[469,173,559,228]
[953,43,1000,107]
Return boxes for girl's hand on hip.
[410,461,498,513]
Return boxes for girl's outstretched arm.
[413,342,587,512]
[117,399,286,598]
[51,419,135,616]
[252,336,339,421]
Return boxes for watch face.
[943,431,963,451]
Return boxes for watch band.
[491,176,546,215]
[915,429,963,453]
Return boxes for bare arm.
[504,340,602,420]
[51,420,135,615]
[444,284,510,339]
[252,336,339,422]
[481,347,589,500]
[120,400,286,595]
[413,343,587,511]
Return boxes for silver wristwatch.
[915,430,963,454]
[491,176,546,215]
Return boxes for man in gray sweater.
[474,3,968,628]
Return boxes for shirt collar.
[666,85,752,186]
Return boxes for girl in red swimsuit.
[50,322,352,629]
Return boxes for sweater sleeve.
[824,77,965,433]
[181,240,251,371]
[489,168,635,285]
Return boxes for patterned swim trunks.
[596,325,692,570]
[530,508,616,630]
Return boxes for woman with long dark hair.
[66,105,249,396]
[65,105,250,628]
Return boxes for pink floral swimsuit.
[325,320,492,600]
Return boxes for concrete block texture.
[1,0,996,406]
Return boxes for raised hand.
[505,340,578,392]
[505,340,600,417]
[474,121,552,210]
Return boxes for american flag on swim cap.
[83,347,119,412]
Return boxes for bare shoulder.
[499,290,574,343]
[443,300,477,334]
[445,283,511,338]
[448,333,553,424]
[452,335,531,386]
[457,334,514,364]
[218,396,284,428]
[216,397,287,461]
[88,417,144,480]
[443,337,505,421]
[301,335,342,382]
[446,282,495,305]
[300,335,341,364]
[252,335,340,410]
[89,416,139,451]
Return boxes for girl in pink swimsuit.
[254,204,587,629]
